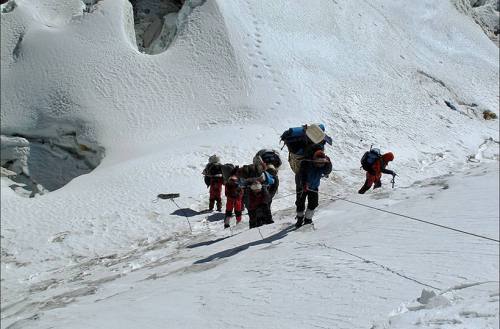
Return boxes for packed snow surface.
[1,0,498,328]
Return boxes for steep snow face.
[1,0,247,148]
[1,0,245,193]
[1,0,498,171]
[0,0,112,194]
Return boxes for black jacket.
[203,163,223,187]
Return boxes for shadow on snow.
[206,212,225,222]
[194,224,295,264]
[170,208,212,218]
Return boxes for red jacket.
[225,176,243,198]
[248,189,270,210]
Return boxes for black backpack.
[220,163,236,184]
[254,149,282,168]
[203,163,223,186]
[239,164,263,179]
[361,148,381,172]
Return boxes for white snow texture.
[1,0,498,328]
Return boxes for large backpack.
[254,149,282,169]
[280,124,332,174]
[280,124,329,154]
[203,163,223,186]
[238,164,263,180]
[220,163,236,184]
[360,148,382,172]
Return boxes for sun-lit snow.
[1,0,498,328]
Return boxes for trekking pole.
[171,198,193,233]
[391,174,396,188]
[156,193,193,233]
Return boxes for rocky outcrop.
[129,0,185,54]
[453,0,499,46]
[127,0,211,54]
[1,0,16,13]
[1,130,104,197]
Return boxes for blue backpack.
[361,148,381,172]
[280,124,333,174]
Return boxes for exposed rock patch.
[1,127,104,197]
[127,0,207,54]
[483,109,498,119]
[453,0,499,46]
[0,0,16,13]
[129,0,185,54]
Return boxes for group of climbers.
[202,150,280,229]
[202,123,396,229]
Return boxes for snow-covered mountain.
[1,0,498,328]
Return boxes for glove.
[392,172,397,177]
[303,184,309,192]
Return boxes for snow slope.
[2,161,498,329]
[1,0,499,328]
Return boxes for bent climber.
[358,151,396,194]
[248,182,273,228]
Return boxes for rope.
[308,242,441,290]
[271,192,297,201]
[316,191,499,243]
[170,199,193,233]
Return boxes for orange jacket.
[369,153,395,177]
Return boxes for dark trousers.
[294,174,319,213]
[358,172,382,194]
[295,190,319,213]
[248,205,273,228]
